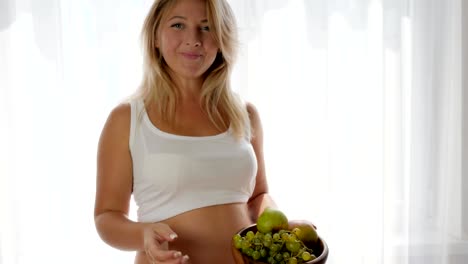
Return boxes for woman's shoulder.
[108,102,131,122]
[243,101,263,141]
[245,101,258,116]
[97,102,133,156]
[100,102,132,138]
[245,101,261,125]
[108,94,145,119]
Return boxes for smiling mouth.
[181,52,202,60]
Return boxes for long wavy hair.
[134,0,250,140]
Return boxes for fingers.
[146,249,190,263]
[144,222,190,263]
[181,255,190,263]
[152,223,179,243]
[152,249,181,261]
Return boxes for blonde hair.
[135,0,250,140]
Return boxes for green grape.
[241,240,251,250]
[301,251,312,261]
[246,231,255,240]
[237,221,322,264]
[288,234,297,242]
[252,250,261,260]
[275,253,283,261]
[242,247,249,254]
[255,231,264,240]
[292,227,301,235]
[253,238,262,246]
[234,238,243,249]
[263,239,272,248]
[270,250,278,257]
[286,241,301,253]
[273,233,281,242]
[270,243,281,252]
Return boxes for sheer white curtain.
[1,0,466,264]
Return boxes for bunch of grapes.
[233,228,317,264]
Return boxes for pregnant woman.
[94,0,286,263]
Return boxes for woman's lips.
[181,52,202,60]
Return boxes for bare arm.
[246,103,277,222]
[94,104,190,263]
[94,103,146,251]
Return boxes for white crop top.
[129,99,257,223]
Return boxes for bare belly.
[134,203,253,264]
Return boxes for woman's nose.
[185,30,201,47]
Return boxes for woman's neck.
[173,78,204,104]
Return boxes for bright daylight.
[1,0,467,264]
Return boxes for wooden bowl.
[232,224,329,264]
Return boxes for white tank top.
[129,99,257,222]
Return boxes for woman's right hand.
[143,222,190,264]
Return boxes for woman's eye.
[201,26,210,32]
[171,23,183,29]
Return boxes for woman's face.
[157,0,219,83]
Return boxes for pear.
[291,223,318,244]
[256,207,289,233]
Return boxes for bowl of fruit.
[232,208,328,264]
